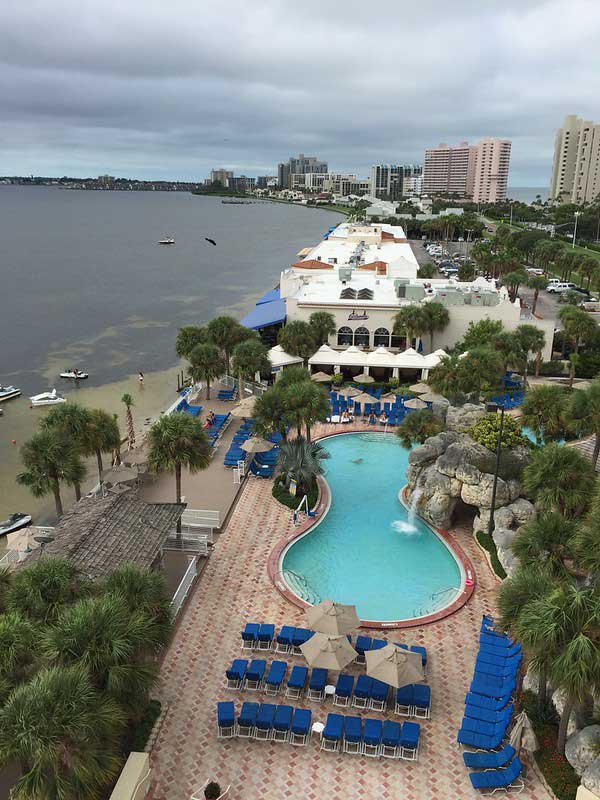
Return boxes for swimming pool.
[280,432,464,623]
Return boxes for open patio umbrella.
[311,371,333,382]
[122,443,149,467]
[300,633,358,670]
[232,395,257,416]
[305,599,360,636]
[403,397,429,410]
[365,644,424,688]
[380,392,398,402]
[419,392,448,404]
[337,386,362,398]
[101,464,139,485]
[351,391,378,405]
[509,710,539,753]
[240,436,274,453]
[353,372,375,383]
[409,382,430,394]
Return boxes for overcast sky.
[1,0,599,186]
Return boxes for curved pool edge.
[266,429,476,630]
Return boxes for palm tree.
[571,484,600,577]
[16,430,86,517]
[43,594,162,714]
[188,343,225,400]
[502,268,528,301]
[278,321,317,365]
[570,381,600,469]
[252,384,291,440]
[393,305,425,350]
[396,410,444,449]
[420,302,449,350]
[0,664,125,800]
[7,558,87,623]
[175,325,209,359]
[0,612,39,702]
[511,512,576,579]
[40,403,92,500]
[277,437,329,496]
[308,311,336,346]
[276,366,311,388]
[283,381,330,440]
[82,409,121,483]
[101,565,171,646]
[231,339,270,395]
[515,324,546,383]
[461,318,504,351]
[559,305,596,354]
[523,443,596,518]
[206,316,252,368]
[520,384,568,443]
[527,274,548,315]
[492,331,526,374]
[147,414,211,531]
[121,393,136,448]
[460,346,505,399]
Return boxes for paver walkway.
[148,428,554,800]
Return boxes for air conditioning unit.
[339,267,353,282]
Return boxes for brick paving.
[147,425,554,800]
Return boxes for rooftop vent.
[340,288,357,299]
[357,288,374,300]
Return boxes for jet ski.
[0,512,32,536]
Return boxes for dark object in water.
[205,237,217,246]
[351,458,363,464]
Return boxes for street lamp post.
[572,211,581,249]
[486,401,506,537]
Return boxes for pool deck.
[147,421,554,800]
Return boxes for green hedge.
[129,699,162,752]
[476,531,507,579]
[272,476,319,510]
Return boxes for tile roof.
[291,259,334,269]
[21,493,185,578]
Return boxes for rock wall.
[406,404,534,576]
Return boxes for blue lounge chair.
[463,743,516,770]
[395,684,415,716]
[217,701,235,738]
[253,703,276,741]
[264,660,287,695]
[400,721,421,761]
[479,642,521,660]
[477,649,522,668]
[225,658,248,690]
[460,717,509,739]
[469,757,524,793]
[245,659,267,691]
[411,645,428,668]
[474,659,518,680]
[237,701,259,737]
[275,625,295,654]
[249,460,274,478]
[355,635,372,663]
[273,704,293,742]
[381,720,402,759]
[370,679,389,711]
[363,718,383,757]
[290,708,312,746]
[307,667,328,701]
[470,676,516,699]
[292,628,313,653]
[285,665,308,699]
[464,703,513,726]
[352,675,373,709]
[342,715,363,754]
[464,692,511,712]
[257,623,275,651]
[413,684,431,719]
[333,673,354,708]
[241,622,259,650]
[371,638,387,650]
[321,713,344,752]
[457,727,504,751]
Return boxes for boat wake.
[391,519,421,536]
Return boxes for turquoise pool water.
[281,432,463,622]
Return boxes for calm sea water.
[0,187,342,521]
[507,186,548,203]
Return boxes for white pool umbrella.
[305,599,360,636]
[404,397,428,410]
[240,436,274,453]
[300,633,358,670]
[353,372,375,383]
[352,391,377,405]
[337,386,362,398]
[409,383,430,394]
[311,371,333,382]
[419,392,448,404]
[365,645,424,688]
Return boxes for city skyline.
[1,0,599,185]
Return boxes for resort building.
[370,164,422,201]
[277,153,328,189]
[424,139,511,202]
[472,138,512,204]
[550,114,600,203]
[209,168,234,187]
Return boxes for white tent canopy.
[335,346,368,367]
[268,345,304,369]
[308,344,341,367]
[366,346,397,368]
[421,348,448,368]
[395,347,426,369]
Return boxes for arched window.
[374,327,390,347]
[354,327,370,348]
[337,326,353,346]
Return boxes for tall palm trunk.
[206,378,211,400]
[74,481,82,502]
[532,289,540,315]
[51,474,63,518]
[538,662,547,708]
[96,450,103,482]
[175,462,182,535]
[558,695,575,754]
[306,422,312,442]
[535,350,542,378]
[592,434,600,470]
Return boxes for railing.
[0,549,20,569]
[233,459,246,485]
[165,532,210,554]
[170,556,199,616]
[222,374,268,397]
[181,508,220,530]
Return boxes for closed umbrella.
[404,397,428,410]
[300,633,357,670]
[240,436,274,453]
[232,395,257,416]
[365,644,424,688]
[353,372,375,383]
[305,599,360,636]
[409,383,430,394]
[509,710,539,753]
[419,392,448,404]
[311,371,333,382]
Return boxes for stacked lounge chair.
[224,420,255,466]
[218,387,237,401]
[176,396,203,417]
[457,614,525,794]
[320,712,420,760]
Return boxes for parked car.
[526,268,545,276]
[547,282,577,294]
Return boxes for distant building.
[277,153,328,188]
[98,174,115,188]
[228,175,256,193]
[550,114,600,203]
[210,169,233,187]
[402,175,423,196]
[256,175,277,189]
[369,165,422,201]
[472,138,512,203]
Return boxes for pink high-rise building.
[472,138,512,203]
[423,138,512,202]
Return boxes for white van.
[547,282,577,294]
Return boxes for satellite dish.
[33,535,54,546]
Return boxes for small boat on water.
[60,369,89,380]
[30,389,67,407]
[0,385,21,402]
[157,236,175,245]
[0,512,32,537]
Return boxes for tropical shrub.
[396,410,444,449]
[470,414,528,451]
[272,474,318,511]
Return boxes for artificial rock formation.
[406,410,534,576]
[565,725,600,776]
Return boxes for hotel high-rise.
[423,138,511,202]
[550,115,600,204]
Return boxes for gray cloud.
[0,0,598,184]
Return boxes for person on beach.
[138,371,144,386]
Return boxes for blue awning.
[241,298,286,330]
[256,287,280,305]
